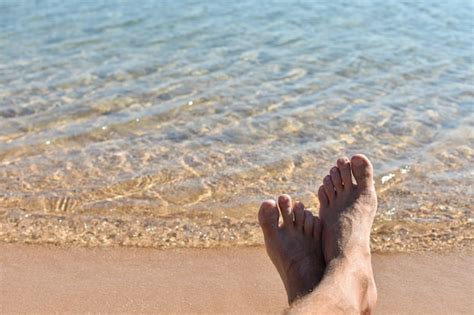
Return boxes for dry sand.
[1,243,473,314]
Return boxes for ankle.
[324,254,376,313]
[328,244,372,265]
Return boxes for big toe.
[351,154,374,190]
[258,200,280,236]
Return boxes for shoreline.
[1,243,473,314]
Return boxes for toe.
[278,194,293,225]
[318,185,329,207]
[303,210,314,237]
[330,167,343,194]
[337,157,353,189]
[293,201,305,230]
[323,175,335,203]
[351,154,374,190]
[258,200,279,236]
[312,215,322,241]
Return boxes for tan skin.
[259,154,377,314]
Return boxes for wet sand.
[1,243,473,314]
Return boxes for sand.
[1,243,473,314]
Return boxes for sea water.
[0,0,472,252]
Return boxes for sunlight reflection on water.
[0,0,472,251]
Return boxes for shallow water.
[0,0,473,252]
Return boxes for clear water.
[0,0,473,252]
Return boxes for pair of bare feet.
[258,154,377,314]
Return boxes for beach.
[1,1,473,313]
[1,243,472,314]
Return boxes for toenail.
[279,195,289,202]
[263,206,274,214]
[352,158,363,166]
[331,167,338,173]
[262,200,275,208]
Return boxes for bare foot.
[318,154,377,262]
[258,195,325,305]
[317,154,378,312]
